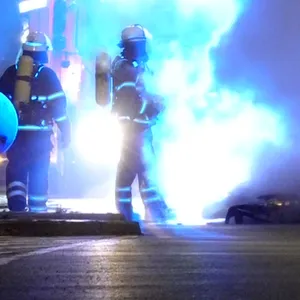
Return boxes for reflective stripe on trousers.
[7,190,27,199]
[28,195,48,212]
[6,180,27,211]
[140,185,162,205]
[115,187,133,221]
[7,181,26,192]
[116,187,132,203]
[6,181,27,200]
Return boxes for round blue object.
[0,93,18,154]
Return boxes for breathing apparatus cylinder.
[95,51,112,107]
[14,55,34,108]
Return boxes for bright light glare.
[19,0,48,14]
[158,90,284,224]
[0,156,7,164]
[74,108,122,165]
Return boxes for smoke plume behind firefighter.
[72,0,300,223]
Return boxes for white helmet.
[22,31,53,52]
[119,24,152,47]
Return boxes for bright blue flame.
[76,0,287,223]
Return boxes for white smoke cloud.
[77,0,294,222]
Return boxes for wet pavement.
[0,224,300,299]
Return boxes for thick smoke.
[78,0,300,221]
[213,0,300,201]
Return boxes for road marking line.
[0,240,95,266]
[0,237,139,266]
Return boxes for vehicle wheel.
[235,210,243,224]
[225,207,235,224]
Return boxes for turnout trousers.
[5,132,52,212]
[115,138,168,222]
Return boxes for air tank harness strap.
[16,75,32,82]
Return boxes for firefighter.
[111,24,171,222]
[0,31,71,212]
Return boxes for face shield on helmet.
[118,24,152,63]
[16,31,53,64]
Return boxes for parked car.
[225,194,300,224]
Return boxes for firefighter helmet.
[118,24,152,48]
[22,31,53,52]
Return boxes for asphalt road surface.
[0,224,300,300]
